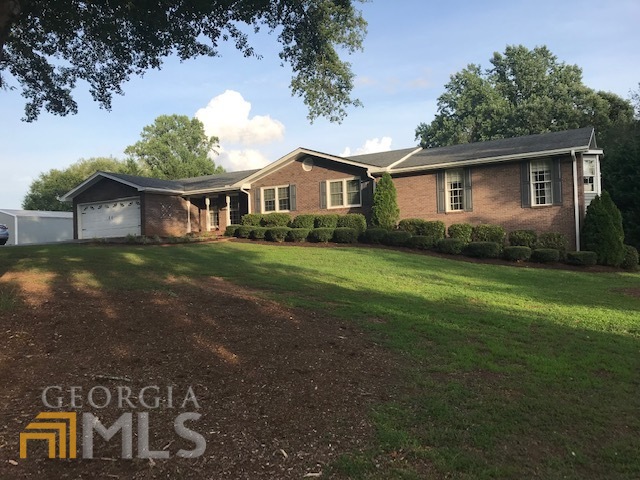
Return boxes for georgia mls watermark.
[19,385,206,459]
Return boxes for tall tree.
[0,0,366,123]
[415,45,634,147]
[22,157,140,211]
[125,115,223,179]
[370,172,399,229]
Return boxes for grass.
[1,241,639,478]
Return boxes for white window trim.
[530,159,553,207]
[582,156,601,195]
[327,177,362,209]
[261,185,291,213]
[445,169,464,212]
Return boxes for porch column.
[226,194,231,226]
[187,196,192,233]
[205,197,211,231]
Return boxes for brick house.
[61,127,601,250]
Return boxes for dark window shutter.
[254,188,261,214]
[463,167,473,212]
[319,181,327,209]
[289,184,297,211]
[436,171,445,213]
[552,158,562,205]
[520,161,531,208]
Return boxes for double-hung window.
[262,186,291,212]
[530,160,553,206]
[328,178,361,208]
[228,195,241,225]
[446,169,464,211]
[437,168,472,213]
[583,158,596,192]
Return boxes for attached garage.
[77,197,141,239]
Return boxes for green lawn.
[1,241,639,479]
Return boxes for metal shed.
[0,209,73,246]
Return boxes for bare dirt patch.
[0,272,401,479]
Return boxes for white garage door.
[78,197,141,239]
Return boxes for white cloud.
[216,147,271,172]
[340,136,393,157]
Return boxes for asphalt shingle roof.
[102,169,260,192]
[346,147,420,168]
[102,172,183,191]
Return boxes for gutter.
[571,149,581,251]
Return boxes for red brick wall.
[142,193,201,237]
[393,157,578,247]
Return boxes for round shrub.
[382,230,412,247]
[314,214,339,229]
[621,245,639,271]
[235,225,252,238]
[531,248,560,263]
[308,228,334,243]
[463,241,501,259]
[566,251,598,266]
[509,230,537,248]
[406,235,437,250]
[265,227,290,242]
[241,213,263,226]
[398,218,426,235]
[261,213,291,227]
[286,228,311,242]
[337,214,367,234]
[503,246,532,262]
[290,214,316,229]
[536,232,568,252]
[362,228,388,244]
[225,225,240,237]
[471,224,506,243]
[333,227,359,244]
[436,238,466,255]
[249,227,268,240]
[448,223,473,244]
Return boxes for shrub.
[337,214,367,234]
[503,246,532,261]
[436,238,466,255]
[536,232,568,253]
[225,225,240,237]
[241,213,263,226]
[448,223,473,243]
[463,241,501,258]
[471,224,506,243]
[621,245,639,271]
[333,227,359,244]
[265,227,290,242]
[382,230,412,247]
[398,218,425,235]
[398,219,446,239]
[261,213,291,227]
[249,227,268,240]
[582,191,625,267]
[509,230,537,248]
[370,172,399,229]
[566,251,598,266]
[314,214,339,229]
[308,228,334,243]
[235,225,252,238]
[531,248,560,263]
[406,235,437,250]
[286,228,311,242]
[290,214,316,229]
[362,228,388,244]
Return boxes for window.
[328,178,361,208]
[262,186,290,212]
[209,206,219,230]
[446,169,464,211]
[583,158,596,192]
[229,195,240,225]
[530,160,552,206]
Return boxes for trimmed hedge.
[337,214,367,234]
[509,230,537,248]
[225,225,240,237]
[314,214,339,229]
[464,241,501,259]
[436,238,466,255]
[290,214,316,229]
[286,228,311,242]
[622,245,639,271]
[241,213,263,226]
[397,218,424,235]
[235,225,252,238]
[382,230,412,247]
[249,227,268,240]
[566,251,598,266]
[537,232,568,252]
[308,228,334,243]
[261,213,291,227]
[406,235,437,250]
[531,248,560,263]
[265,227,290,242]
[362,228,388,244]
[448,223,473,244]
[471,224,506,243]
[398,219,446,239]
[503,246,532,262]
[333,227,359,244]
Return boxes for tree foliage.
[125,115,223,179]
[0,0,366,122]
[370,173,399,230]
[582,191,625,267]
[415,45,634,147]
[22,157,141,211]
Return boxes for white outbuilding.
[0,209,73,246]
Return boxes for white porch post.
[187,196,192,233]
[226,194,231,226]
[205,197,211,231]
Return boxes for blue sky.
[1,0,639,208]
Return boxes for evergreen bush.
[370,172,399,229]
[582,191,625,266]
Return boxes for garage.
[78,197,141,239]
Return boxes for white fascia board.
[139,187,185,195]
[178,186,241,196]
[0,210,18,218]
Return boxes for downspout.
[240,187,251,214]
[571,150,580,251]
[366,169,376,192]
